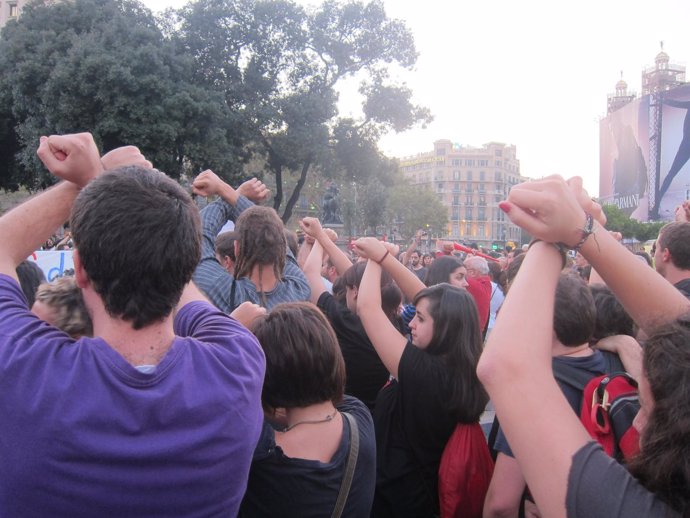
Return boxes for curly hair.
[35,277,93,338]
[629,315,690,515]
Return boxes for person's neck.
[412,263,422,270]
[552,341,593,358]
[249,264,278,293]
[662,265,690,286]
[88,295,175,366]
[282,401,338,432]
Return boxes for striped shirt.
[193,196,310,313]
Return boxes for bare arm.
[594,334,643,381]
[0,133,103,280]
[354,247,408,378]
[302,240,328,305]
[483,453,527,518]
[299,217,352,276]
[401,233,421,267]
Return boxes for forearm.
[0,181,80,278]
[303,241,327,304]
[478,242,589,518]
[581,222,690,333]
[296,240,313,269]
[316,232,352,275]
[401,238,418,266]
[379,251,426,301]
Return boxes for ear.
[352,285,359,300]
[234,240,240,258]
[662,248,671,263]
[72,249,90,289]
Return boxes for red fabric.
[452,242,499,262]
[466,276,491,331]
[438,423,494,518]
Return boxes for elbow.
[483,497,520,518]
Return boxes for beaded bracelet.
[567,213,595,252]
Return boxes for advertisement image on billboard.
[599,96,650,219]
[653,84,690,220]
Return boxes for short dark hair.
[424,255,463,287]
[16,260,46,308]
[233,206,286,281]
[215,231,237,262]
[252,302,346,409]
[553,273,596,346]
[412,284,488,422]
[589,284,635,340]
[70,167,201,329]
[658,222,690,270]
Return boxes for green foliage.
[0,0,242,188]
[602,204,665,241]
[388,179,448,240]
[0,0,429,214]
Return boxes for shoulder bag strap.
[331,412,360,518]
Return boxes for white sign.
[28,251,75,281]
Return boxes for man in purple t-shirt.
[0,134,265,517]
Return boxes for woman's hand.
[500,175,589,247]
[353,237,387,262]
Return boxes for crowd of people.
[2,132,690,518]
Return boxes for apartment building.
[398,139,528,248]
[0,0,25,28]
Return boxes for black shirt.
[318,292,389,411]
[674,278,690,299]
[239,396,376,518]
[372,342,457,518]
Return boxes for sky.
[141,0,690,196]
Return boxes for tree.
[388,179,448,241]
[602,204,665,241]
[174,0,431,222]
[0,0,239,188]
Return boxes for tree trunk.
[281,158,311,223]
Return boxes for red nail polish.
[498,202,511,213]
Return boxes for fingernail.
[498,201,511,213]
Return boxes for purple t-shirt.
[0,274,265,517]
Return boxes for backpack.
[552,351,640,462]
[438,422,494,518]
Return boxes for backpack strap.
[331,412,359,518]
[552,350,626,391]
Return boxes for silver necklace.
[282,409,338,432]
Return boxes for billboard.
[654,84,690,220]
[600,83,690,221]
[599,96,650,219]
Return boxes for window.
[466,171,473,181]
[465,207,473,220]
[478,208,486,221]
[453,195,459,205]
[479,195,486,205]
[479,225,486,237]
[479,171,485,182]
[495,160,502,167]
[9,3,18,17]
[453,170,460,180]
[479,183,485,192]
[436,148,446,156]
[452,207,459,220]
[453,182,460,192]
[479,159,488,166]
[465,194,472,205]
[452,159,460,166]
[495,171,502,182]
[465,159,474,166]
[495,149,503,157]
[437,182,444,193]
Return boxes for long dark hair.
[629,315,690,515]
[342,262,401,325]
[424,256,463,287]
[413,283,488,423]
